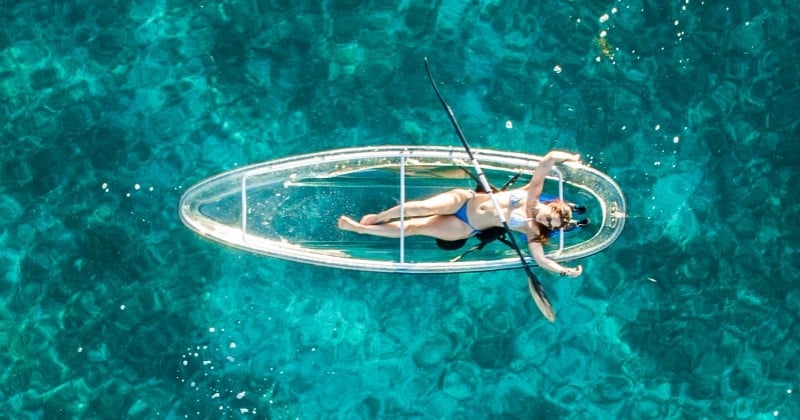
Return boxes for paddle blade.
[528,276,556,323]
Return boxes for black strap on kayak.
[423,57,556,323]
[449,227,512,262]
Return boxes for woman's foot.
[360,214,382,225]
[338,216,364,233]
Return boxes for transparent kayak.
[179,146,626,273]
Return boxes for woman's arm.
[528,240,583,277]
[524,151,580,197]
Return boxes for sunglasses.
[544,205,567,229]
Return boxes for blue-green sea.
[2,0,799,418]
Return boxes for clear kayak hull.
[179,146,626,273]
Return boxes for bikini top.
[507,190,532,229]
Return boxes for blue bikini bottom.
[453,200,480,236]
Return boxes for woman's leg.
[361,189,474,225]
[338,214,474,241]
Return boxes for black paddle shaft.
[423,58,556,322]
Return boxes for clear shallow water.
[1,0,798,418]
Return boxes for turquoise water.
[1,0,798,418]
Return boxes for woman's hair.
[529,200,573,244]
